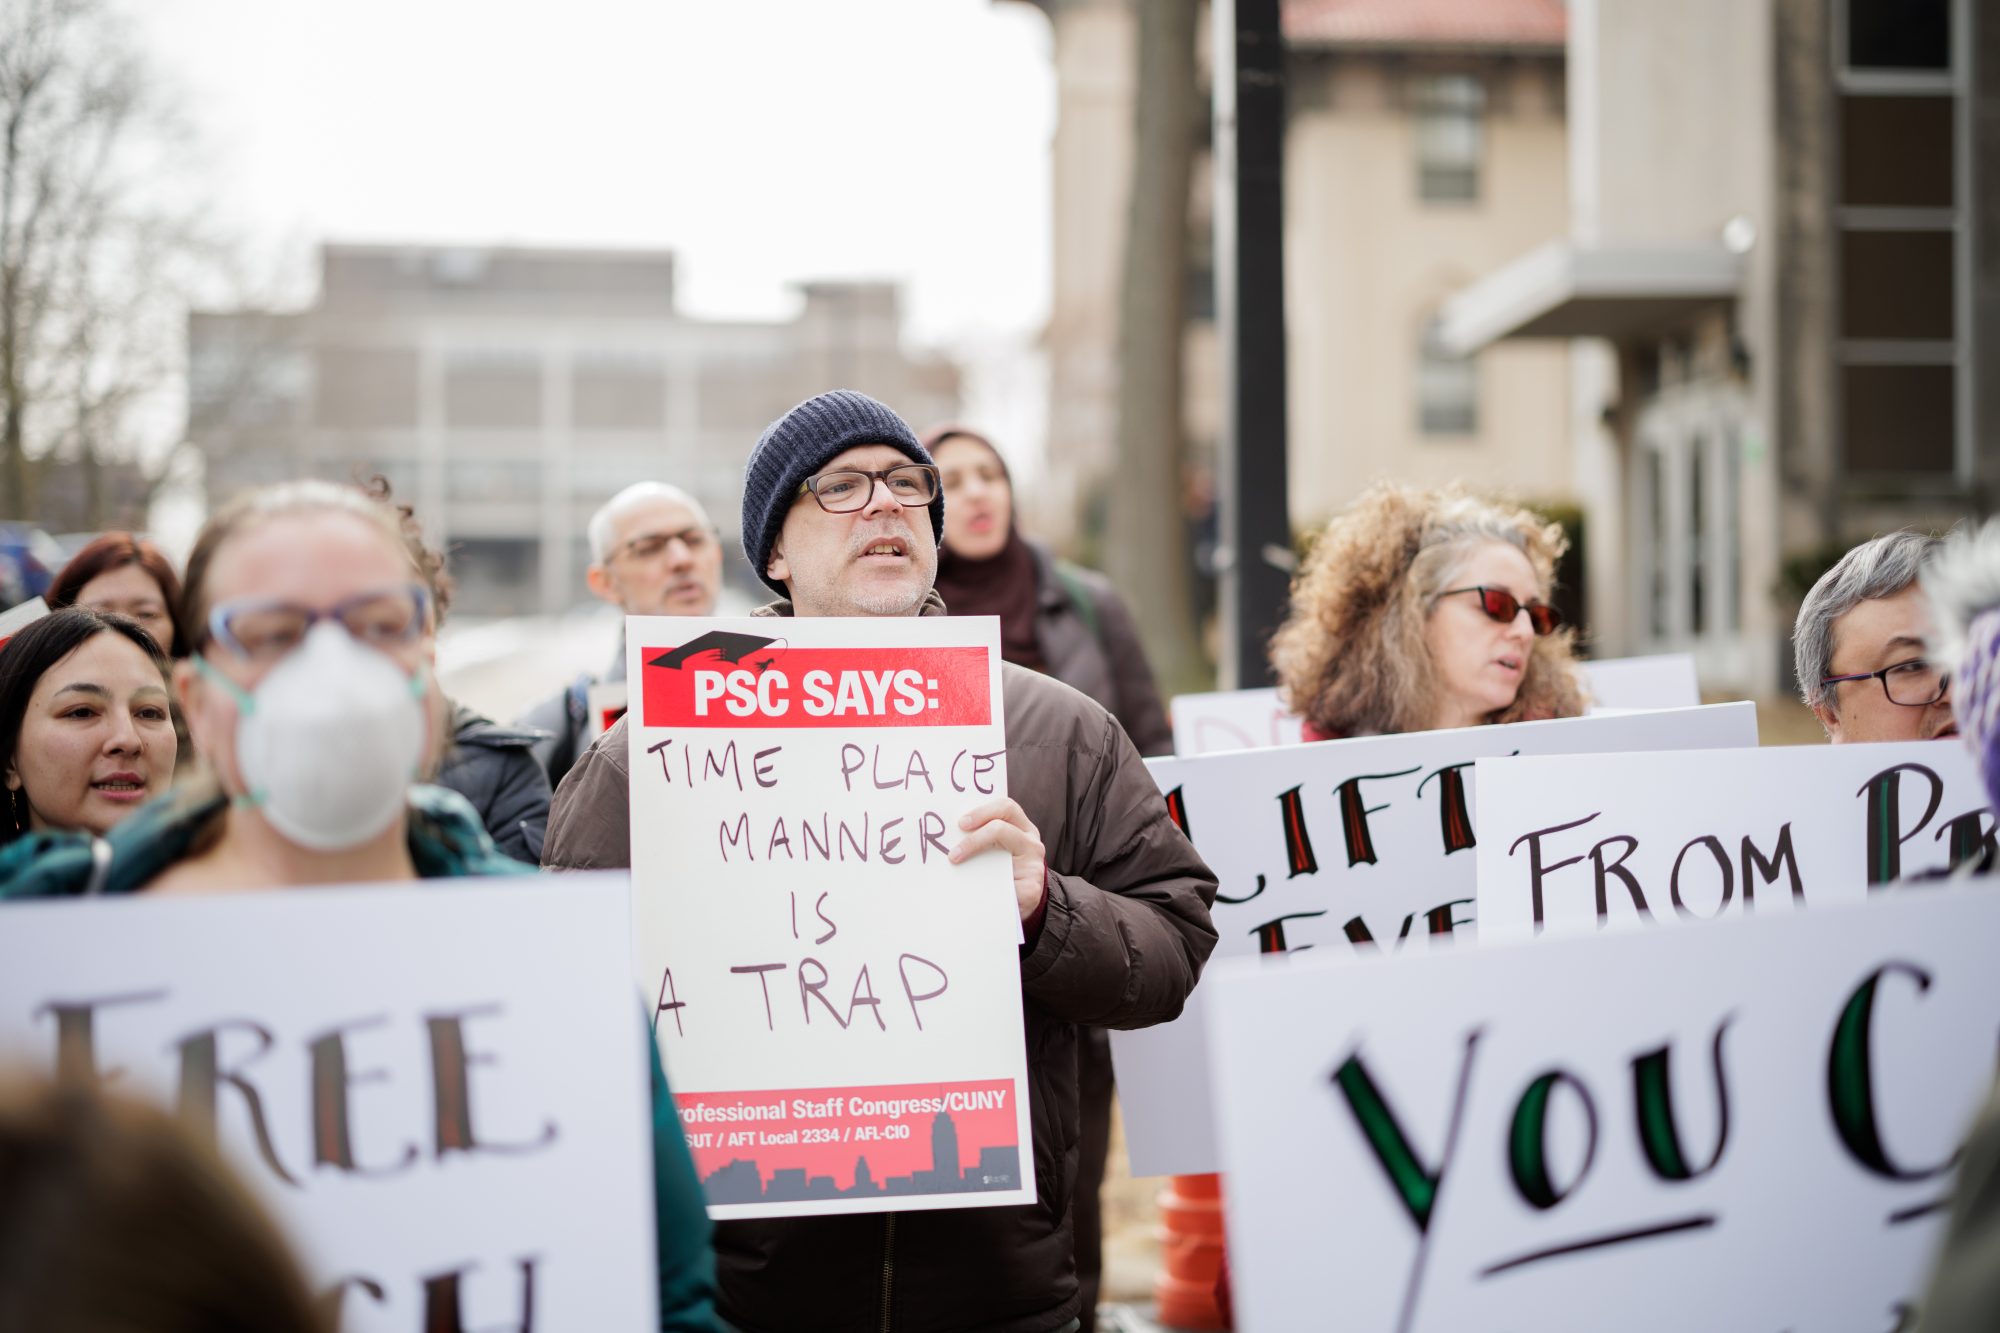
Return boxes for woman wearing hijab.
[927,425,1172,757]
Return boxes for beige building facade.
[1445,0,1995,697]
[1284,17,1570,527]
[1021,0,1573,549]
[189,245,958,616]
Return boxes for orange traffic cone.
[1154,1173,1227,1330]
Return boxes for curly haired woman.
[1271,483,1586,739]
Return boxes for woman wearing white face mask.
[0,480,724,1331]
[0,483,468,886]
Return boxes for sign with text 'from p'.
[1110,703,1758,1176]
[0,875,658,1333]
[626,615,1033,1220]
[1168,653,1701,756]
[1206,885,2000,1332]
[1475,740,1993,943]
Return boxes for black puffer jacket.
[435,700,551,864]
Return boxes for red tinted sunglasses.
[1436,585,1563,636]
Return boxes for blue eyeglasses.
[202,583,431,664]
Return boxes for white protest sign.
[1476,739,1993,943]
[0,594,49,648]
[1577,652,1699,711]
[0,874,658,1333]
[1206,885,2000,1333]
[1169,687,1305,755]
[1168,654,1701,756]
[625,615,1034,1219]
[1111,703,1758,1176]
[587,679,629,741]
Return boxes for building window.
[574,350,666,431]
[1413,75,1483,203]
[315,347,419,430]
[1834,0,1963,484]
[445,350,542,431]
[1417,318,1477,435]
[1845,0,1949,72]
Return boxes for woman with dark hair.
[46,533,189,659]
[0,607,176,844]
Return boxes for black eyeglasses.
[796,464,940,514]
[1435,586,1563,637]
[612,526,714,564]
[1820,658,1949,707]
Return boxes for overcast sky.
[132,0,1057,426]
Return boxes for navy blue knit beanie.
[741,389,944,595]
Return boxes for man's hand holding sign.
[952,796,1046,923]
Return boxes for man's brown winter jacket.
[543,594,1218,1333]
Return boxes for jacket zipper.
[879,1213,897,1332]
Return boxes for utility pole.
[1212,0,1293,688]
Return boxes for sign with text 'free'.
[1475,739,1994,942]
[626,616,1033,1219]
[1110,704,1759,1176]
[1206,885,2000,1332]
[0,875,658,1333]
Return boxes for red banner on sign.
[678,1078,1023,1204]
[641,644,991,729]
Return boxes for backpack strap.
[1050,560,1103,646]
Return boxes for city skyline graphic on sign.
[701,1110,1021,1204]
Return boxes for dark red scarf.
[926,429,1047,673]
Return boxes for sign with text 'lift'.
[1112,704,1758,1176]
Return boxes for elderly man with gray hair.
[1793,529,1956,743]
[516,481,723,790]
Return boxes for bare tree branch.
[0,0,222,526]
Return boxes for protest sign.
[1476,739,1993,943]
[588,679,629,741]
[1112,703,1758,1176]
[625,615,1034,1219]
[1577,652,1699,711]
[1168,654,1700,756]
[0,594,48,648]
[1205,884,2000,1333]
[1169,687,1305,756]
[0,874,657,1333]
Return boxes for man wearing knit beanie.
[739,387,945,616]
[545,389,1219,1333]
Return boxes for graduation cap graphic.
[647,631,785,673]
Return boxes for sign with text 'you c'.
[1475,739,1994,943]
[1206,885,2000,1333]
[1110,703,1758,1176]
[0,875,658,1333]
[626,616,1033,1220]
